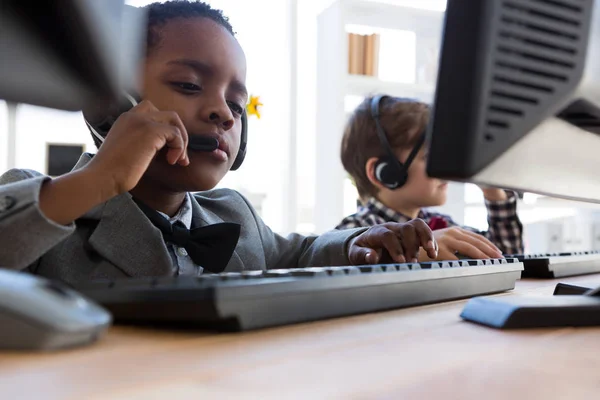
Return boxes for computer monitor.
[0,1,146,111]
[428,0,600,328]
[426,0,600,204]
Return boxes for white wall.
[205,0,295,234]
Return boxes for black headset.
[82,91,248,171]
[370,94,426,189]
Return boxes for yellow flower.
[246,95,263,119]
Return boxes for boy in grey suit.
[0,1,437,285]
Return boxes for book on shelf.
[347,33,380,77]
[348,33,363,75]
[364,34,380,77]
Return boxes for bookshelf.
[315,0,447,233]
[345,75,435,101]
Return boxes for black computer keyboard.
[508,251,600,278]
[72,258,523,331]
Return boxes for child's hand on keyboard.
[347,219,438,264]
[421,227,503,261]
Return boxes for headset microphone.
[188,136,219,152]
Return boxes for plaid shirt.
[336,194,523,254]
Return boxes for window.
[13,105,95,173]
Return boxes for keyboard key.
[341,266,361,275]
[358,265,383,273]
[198,274,219,282]
[219,272,243,281]
[265,270,292,278]
[325,267,346,276]
[241,271,265,279]
[381,265,398,272]
[290,268,327,277]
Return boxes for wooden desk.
[2,275,600,400]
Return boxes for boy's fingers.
[425,240,438,259]
[461,230,502,257]
[158,111,189,164]
[132,99,158,112]
[365,250,380,264]
[459,231,502,258]
[358,227,406,264]
[163,126,186,165]
[348,245,380,265]
[145,110,189,166]
[398,224,419,262]
[376,229,406,263]
[358,227,404,263]
[436,248,459,261]
[385,221,437,261]
[450,239,490,260]
[410,220,438,259]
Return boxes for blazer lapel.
[189,193,215,229]
[189,193,244,270]
[86,192,173,277]
[71,153,171,277]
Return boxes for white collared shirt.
[157,193,204,276]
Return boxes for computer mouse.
[0,269,112,351]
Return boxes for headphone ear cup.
[374,157,408,189]
[230,111,248,171]
[230,141,246,171]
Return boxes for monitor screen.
[47,144,85,177]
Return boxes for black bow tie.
[133,198,240,273]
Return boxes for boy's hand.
[348,220,438,265]
[421,227,503,261]
[85,100,190,199]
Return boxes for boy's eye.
[227,101,244,116]
[172,82,201,92]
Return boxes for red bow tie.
[427,216,448,231]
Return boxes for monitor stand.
[460,283,600,329]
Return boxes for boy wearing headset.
[337,95,524,261]
[0,2,437,284]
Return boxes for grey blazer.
[0,154,365,284]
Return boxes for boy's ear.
[365,157,389,191]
